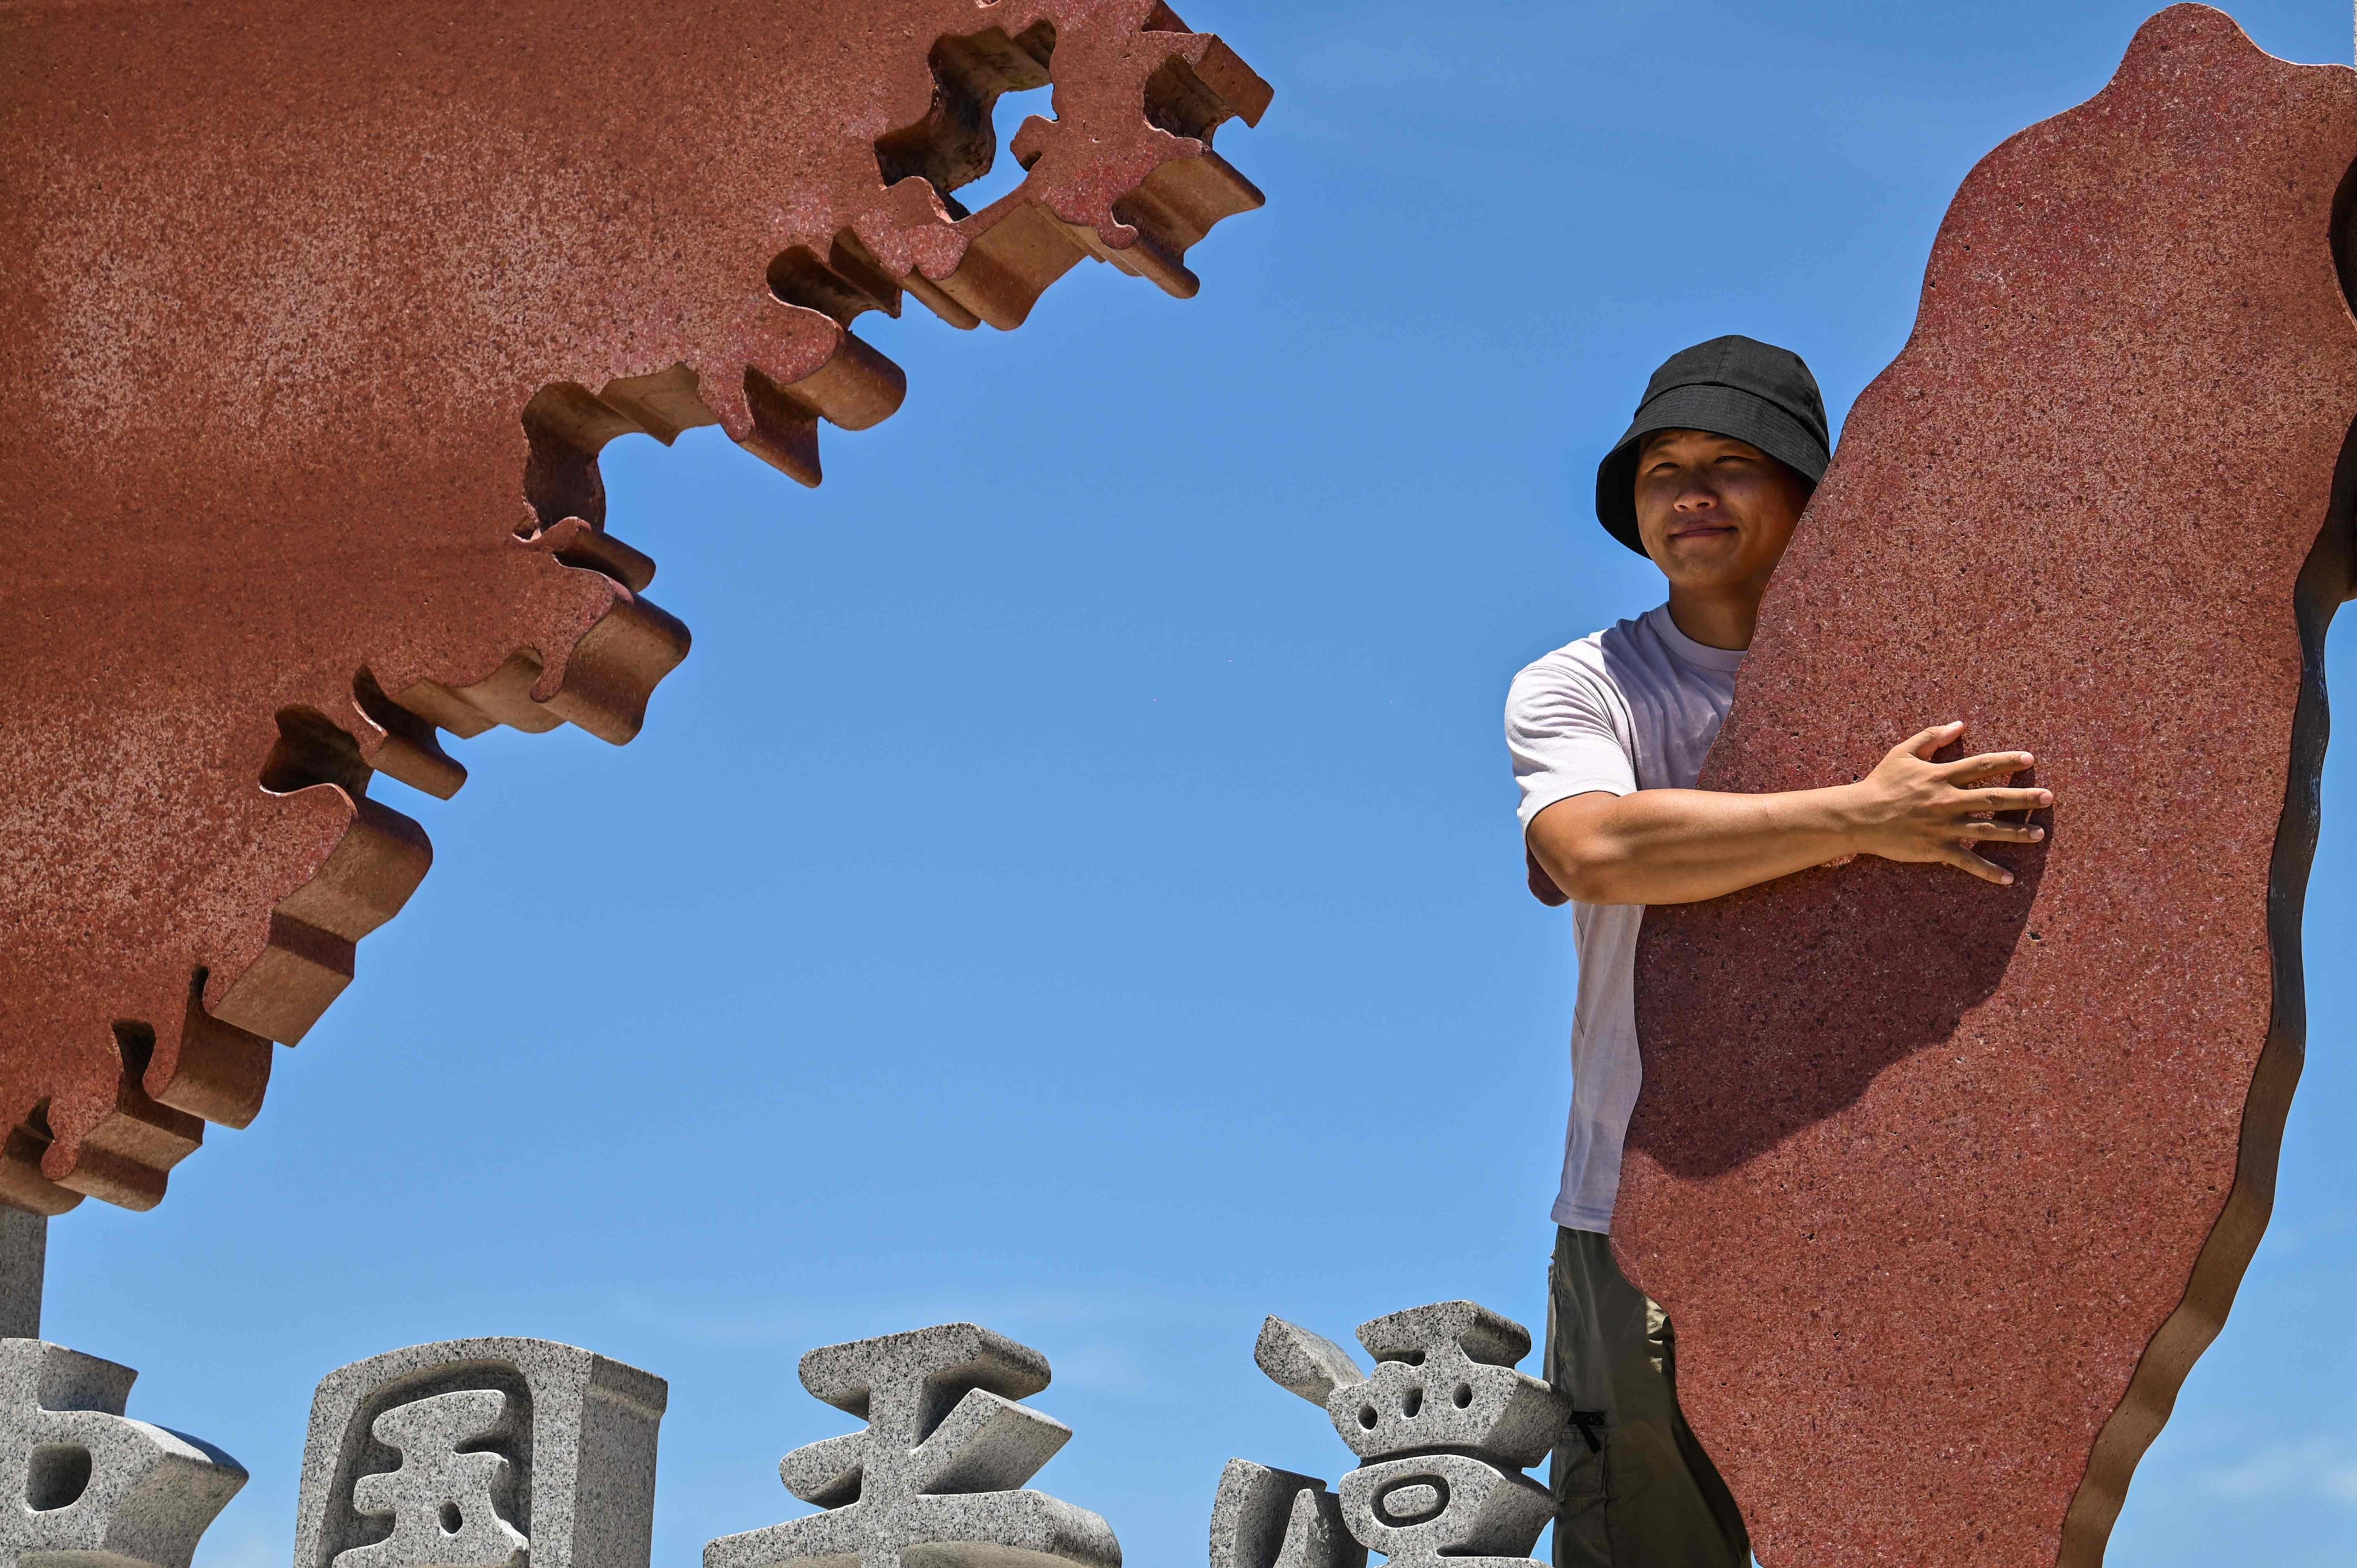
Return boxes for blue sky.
[58,3,2357,1565]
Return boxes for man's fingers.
[1955,819,2045,844]
[1938,842,2016,885]
[1904,721,1967,761]
[1937,750,2034,784]
[1959,786,2054,814]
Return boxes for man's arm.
[1526,720,2051,907]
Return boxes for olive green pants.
[1546,1227,1750,1568]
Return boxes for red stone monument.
[1620,7,2357,1563]
[0,0,1267,1214]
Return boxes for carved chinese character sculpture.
[1207,1460,1356,1568]
[337,1391,531,1568]
[1218,1303,1564,1568]
[293,1339,667,1568]
[705,1323,1118,1568]
[0,1338,246,1568]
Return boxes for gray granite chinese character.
[1219,1304,1565,1568]
[0,1337,246,1568]
[1334,1454,1551,1568]
[1322,1303,1563,1468]
[293,1338,667,1568]
[1207,1460,1360,1568]
[704,1322,1119,1568]
[338,1389,529,1568]
[1249,1321,1363,1408]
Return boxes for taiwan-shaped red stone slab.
[0,0,1267,1214]
[1619,7,2357,1564]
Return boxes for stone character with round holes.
[336,1391,527,1568]
[1215,1302,1566,1568]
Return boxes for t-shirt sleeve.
[1505,654,1638,831]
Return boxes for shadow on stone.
[1629,818,2048,1178]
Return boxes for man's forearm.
[1528,787,1861,906]
[1524,724,2050,907]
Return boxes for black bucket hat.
[1593,334,1832,555]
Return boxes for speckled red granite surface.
[1619,7,2357,1565]
[0,0,1266,1212]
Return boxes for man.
[1505,336,2053,1566]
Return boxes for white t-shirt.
[1504,605,1745,1233]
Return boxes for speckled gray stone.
[339,1390,529,1568]
[1207,1460,1360,1568]
[0,1337,246,1568]
[1322,1303,1563,1467]
[1334,1455,1550,1568]
[0,1214,42,1341]
[705,1323,1119,1568]
[1353,1304,1527,1368]
[292,1338,667,1568]
[1250,1322,1363,1409]
[1221,1303,1561,1568]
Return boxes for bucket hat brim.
[1594,381,1831,556]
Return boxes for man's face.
[1632,428,1813,593]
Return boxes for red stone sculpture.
[1618,7,2356,1563]
[0,0,1267,1214]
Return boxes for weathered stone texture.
[0,1338,247,1568]
[338,1390,531,1568]
[1224,1303,1563,1568]
[293,1338,668,1568]
[1208,1460,1357,1568]
[1325,1303,1559,1469]
[705,1322,1119,1568]
[0,0,1268,1213]
[1617,7,2357,1565]
[1334,1455,1551,1568]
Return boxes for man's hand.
[1833,721,2049,886]
[1525,720,2053,907]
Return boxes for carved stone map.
[1620,8,2357,1565]
[0,0,1268,1214]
